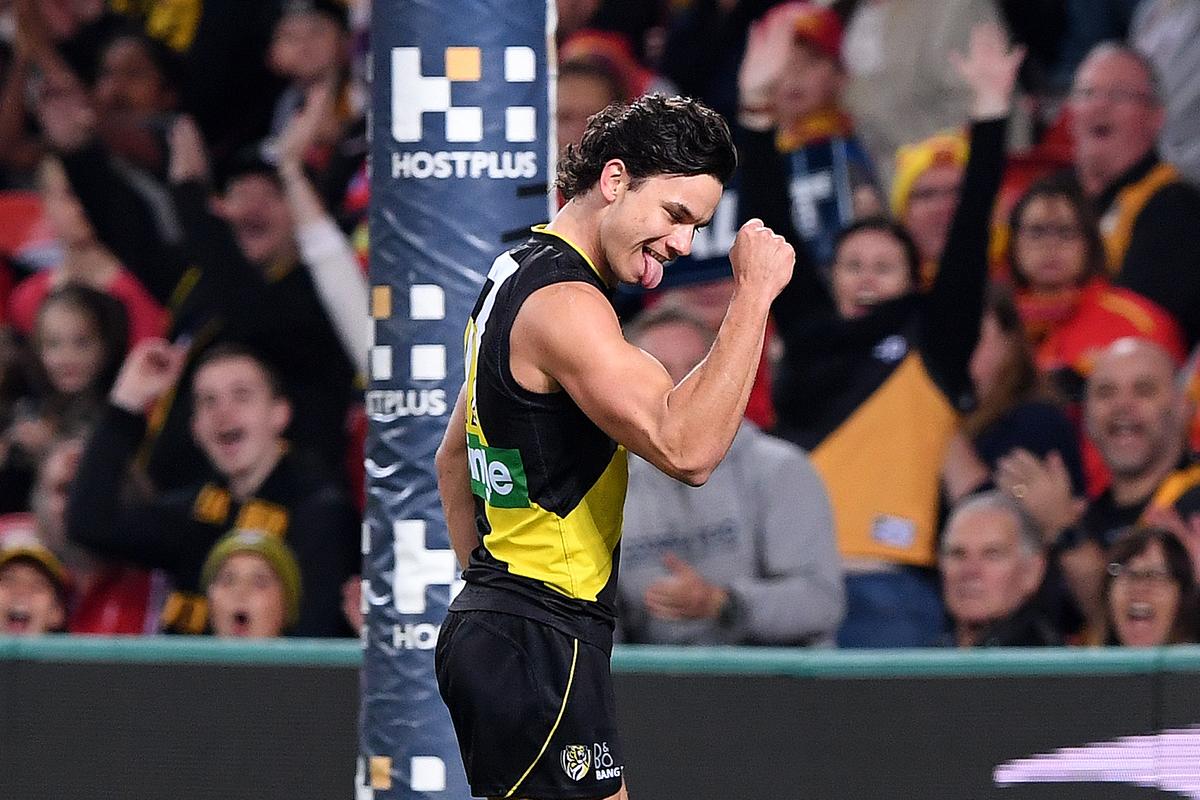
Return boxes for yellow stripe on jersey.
[531,224,610,287]
[483,447,628,601]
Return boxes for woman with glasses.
[1008,174,1184,409]
[1102,526,1198,646]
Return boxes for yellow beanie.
[201,530,302,629]
[890,130,969,217]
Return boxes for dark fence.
[2,638,1198,799]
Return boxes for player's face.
[599,172,722,289]
[208,552,288,638]
[191,357,290,484]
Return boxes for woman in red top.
[1010,175,1185,388]
[1009,174,1185,494]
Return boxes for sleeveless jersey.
[449,227,628,650]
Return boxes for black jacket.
[66,403,359,637]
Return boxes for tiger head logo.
[560,744,591,781]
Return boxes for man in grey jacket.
[618,303,845,645]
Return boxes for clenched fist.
[729,218,795,301]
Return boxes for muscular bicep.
[515,284,681,474]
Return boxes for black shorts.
[435,610,624,799]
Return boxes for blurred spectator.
[0,512,68,635]
[654,277,775,429]
[109,0,283,164]
[998,0,1140,102]
[0,0,125,186]
[766,25,1019,647]
[1000,337,1199,640]
[838,0,1001,188]
[65,340,358,636]
[939,491,1059,647]
[588,0,668,65]
[0,285,126,511]
[556,59,625,157]
[1068,42,1200,347]
[942,284,1084,506]
[202,529,301,639]
[659,0,777,120]
[31,436,165,634]
[276,83,367,373]
[87,28,189,175]
[39,101,356,490]
[556,0,601,43]
[1008,173,1185,401]
[1102,526,1198,646]
[617,305,844,646]
[890,131,967,283]
[8,156,167,345]
[737,1,880,272]
[994,0,1069,107]
[1130,0,1200,185]
[341,574,363,636]
[267,0,366,231]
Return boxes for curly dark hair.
[556,94,736,200]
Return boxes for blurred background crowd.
[0,0,1199,652]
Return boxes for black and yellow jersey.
[448,227,628,650]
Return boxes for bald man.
[1069,44,1200,345]
[998,337,1196,637]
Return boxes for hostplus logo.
[391,45,538,180]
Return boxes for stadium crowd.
[0,0,1198,650]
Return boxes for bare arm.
[435,386,477,569]
[519,221,793,485]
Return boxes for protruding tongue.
[641,250,663,289]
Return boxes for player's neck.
[545,195,611,283]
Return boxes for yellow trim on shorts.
[503,638,579,799]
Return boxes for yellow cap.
[890,130,969,217]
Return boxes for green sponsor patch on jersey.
[467,433,530,508]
